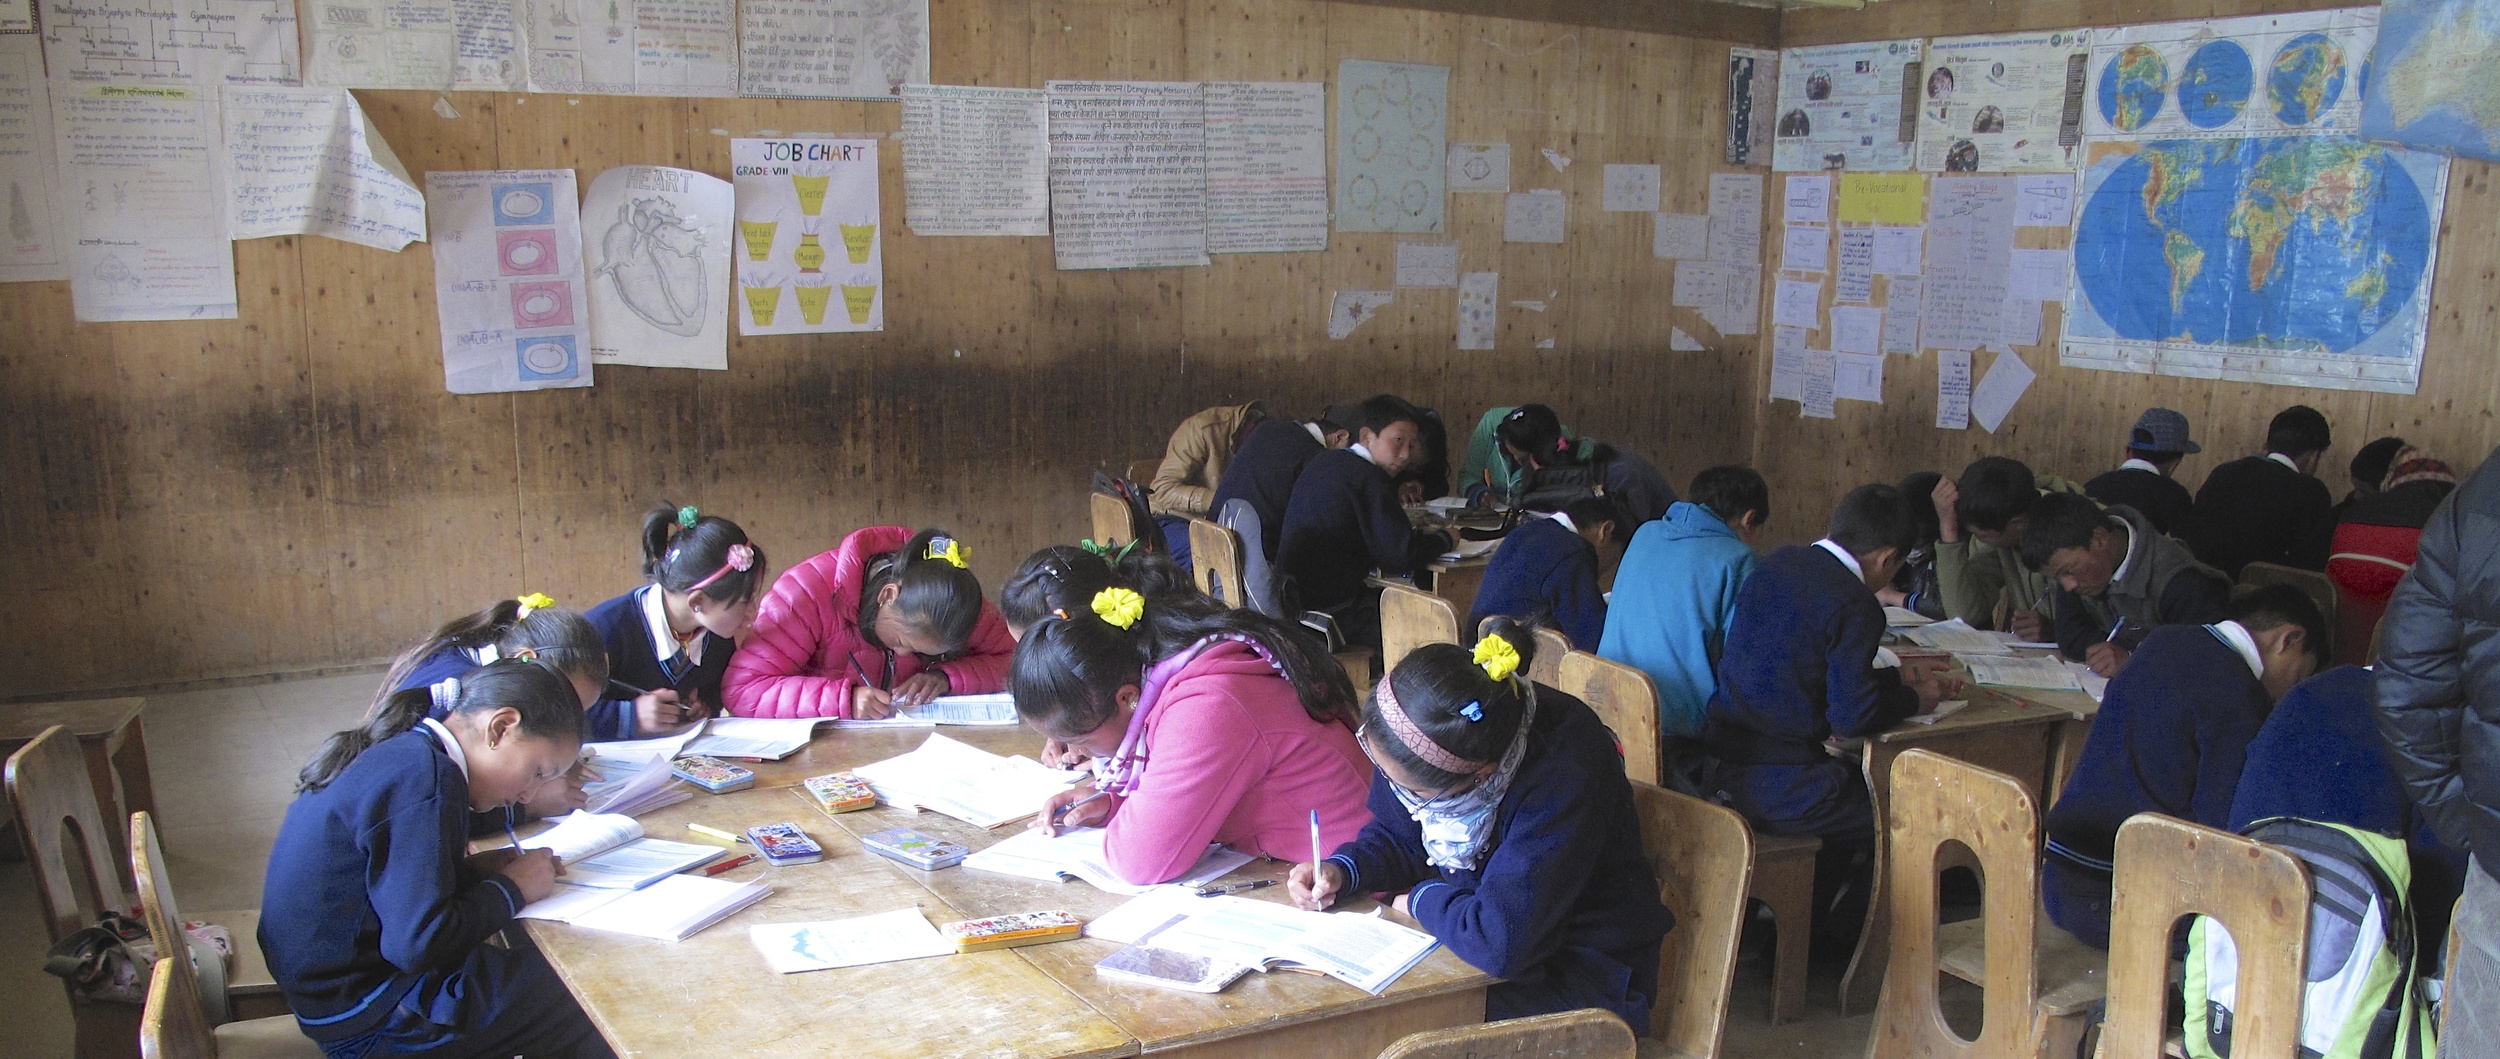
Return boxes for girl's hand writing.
[1288,859,1346,911]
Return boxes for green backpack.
[2182,819,2435,1059]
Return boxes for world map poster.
[2363,0,2500,164]
[2061,7,2450,394]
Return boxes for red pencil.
[702,854,758,876]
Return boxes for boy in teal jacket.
[1598,466,1769,737]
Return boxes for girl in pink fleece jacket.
[721,527,1014,719]
[1013,585,1372,885]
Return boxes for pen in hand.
[1051,789,1109,825]
[1309,809,1322,885]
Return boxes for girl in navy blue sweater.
[581,504,768,738]
[265,660,612,1059]
[1291,619,1674,1026]
[380,595,612,824]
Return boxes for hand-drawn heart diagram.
[593,195,709,337]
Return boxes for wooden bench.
[2102,814,2309,1059]
[1186,517,1246,608]
[133,810,315,1057]
[1380,583,1460,673]
[1632,782,1753,1059]
[1378,1009,1635,1059]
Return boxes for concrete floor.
[0,672,1951,1058]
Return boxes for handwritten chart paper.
[1,0,28,31]
[1883,276,1924,354]
[56,85,236,321]
[1048,81,1208,270]
[1602,164,1660,212]
[1918,175,2014,352]
[739,0,929,99]
[306,0,516,89]
[425,168,588,392]
[1457,271,1497,350]
[1503,189,1565,243]
[519,0,736,96]
[1447,142,1508,193]
[0,36,66,282]
[1781,224,1828,273]
[582,165,731,369]
[1205,82,1327,255]
[900,84,1049,237]
[1653,212,1708,259]
[1937,348,1973,428]
[1835,228,1875,301]
[732,137,882,334]
[41,0,299,87]
[1395,243,1458,288]
[224,87,426,251]
[1337,60,1447,233]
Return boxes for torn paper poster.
[583,165,732,369]
[1672,328,1703,351]
[1328,290,1393,339]
[425,168,590,392]
[1970,348,2035,432]
[1337,60,1447,233]
[1447,143,1509,192]
[1503,189,1566,243]
[1936,348,1972,428]
[1602,164,1660,212]
[1539,147,1571,171]
[56,84,236,321]
[732,137,883,334]
[0,36,67,282]
[740,0,930,100]
[1457,271,1497,350]
[1511,300,1546,312]
[1395,242,1459,288]
[1653,212,1709,259]
[225,87,427,252]
[900,85,1049,237]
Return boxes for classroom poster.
[518,0,737,96]
[1204,82,1328,254]
[739,0,930,99]
[582,165,732,369]
[425,168,591,392]
[40,0,300,87]
[1,0,30,32]
[55,84,238,321]
[1335,60,1448,233]
[304,0,519,90]
[223,87,428,251]
[1916,31,2094,173]
[731,137,882,334]
[1772,39,1923,172]
[1727,47,1778,166]
[0,36,67,283]
[899,84,1049,236]
[1046,80,1208,270]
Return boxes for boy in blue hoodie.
[1600,466,1770,739]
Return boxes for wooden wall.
[0,0,1772,697]
[1753,0,2500,542]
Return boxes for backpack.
[2182,819,2435,1059]
[1091,470,1163,555]
[1515,453,1612,514]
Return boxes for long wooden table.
[526,726,1491,1058]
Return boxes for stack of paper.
[518,811,726,889]
[683,717,825,760]
[964,827,1252,896]
[833,693,1022,729]
[1964,654,2083,691]
[750,909,956,973]
[1434,537,1500,563]
[2065,660,2110,703]
[1900,618,2013,656]
[1883,607,1937,627]
[1086,888,1437,995]
[850,734,1083,828]
[519,874,769,941]
[581,755,691,817]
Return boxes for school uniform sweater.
[583,585,735,733]
[1098,639,1371,884]
[1328,688,1673,1026]
[1599,502,1758,739]
[2043,623,2273,946]
[2085,464,2194,535]
[2048,504,2233,662]
[260,725,525,1044]
[1279,448,1446,613]
[722,526,1015,719]
[397,645,635,742]
[1211,419,1327,560]
[2186,454,2336,576]
[1467,515,1606,650]
[1703,544,1918,767]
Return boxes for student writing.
[724,527,1014,719]
[1002,543,1224,769]
[2018,491,2231,677]
[1464,494,1627,651]
[583,504,767,735]
[379,595,611,824]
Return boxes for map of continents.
[2363,0,2500,162]
[2070,137,2438,358]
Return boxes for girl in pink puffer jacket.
[722,527,1014,719]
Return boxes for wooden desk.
[1,697,153,884]
[536,727,1491,1058]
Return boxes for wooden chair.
[1874,751,2103,1059]
[1187,517,1246,608]
[2239,561,2341,651]
[132,812,284,1024]
[1335,650,1375,692]
[1126,457,1164,490]
[1380,583,1461,672]
[1631,782,1753,1059]
[1557,652,1663,787]
[2102,814,2309,1059]
[1526,626,1571,687]
[1377,1008,1636,1059]
[139,934,321,1059]
[1089,491,1133,547]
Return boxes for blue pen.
[1309,809,1322,875]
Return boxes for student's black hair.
[1954,456,2041,533]
[1829,484,1920,558]
[1357,394,1424,437]
[1009,593,1356,738]
[302,659,582,794]
[2264,405,2333,458]
[1362,618,1540,791]
[2228,584,2330,667]
[1495,404,1573,464]
[1314,404,1364,437]
[643,503,768,605]
[2015,492,2112,572]
[1898,471,1944,549]
[860,528,988,655]
[2351,437,2408,492]
[1687,465,1771,527]
[1000,545,1218,634]
[368,601,610,720]
[1561,494,1627,535]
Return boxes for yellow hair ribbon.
[1091,587,1146,630]
[515,592,557,618]
[1472,634,1521,683]
[925,537,970,569]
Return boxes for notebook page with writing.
[850,734,1081,828]
[962,827,1252,895]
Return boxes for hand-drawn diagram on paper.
[1336,59,1447,233]
[740,0,929,99]
[426,169,593,392]
[584,164,732,369]
[40,0,300,86]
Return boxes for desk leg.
[1150,987,1484,1059]
[2047,717,2092,806]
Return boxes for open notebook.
[849,734,1082,828]
[582,716,826,764]
[832,692,1021,728]
[1088,887,1438,995]
[518,874,769,941]
[962,826,1252,896]
[518,811,725,889]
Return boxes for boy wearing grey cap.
[2085,408,2199,535]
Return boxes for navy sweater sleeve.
[372,790,524,974]
[2052,585,2099,662]
[1551,547,1607,651]
[1332,773,1435,897]
[1358,467,1442,577]
[1829,595,1918,737]
[2159,568,2232,628]
[1404,736,1617,979]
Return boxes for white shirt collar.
[2110,515,2139,584]
[2119,457,2162,474]
[2208,620,2266,679]
[1547,510,1578,534]
[2266,452,2301,473]
[419,716,470,782]
[640,584,703,667]
[1304,421,1326,445]
[1813,538,1864,582]
[1351,441,1380,469]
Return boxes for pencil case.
[942,910,1083,953]
[744,822,825,865]
[859,826,968,870]
[801,771,878,813]
[671,755,756,794]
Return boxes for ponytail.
[1001,544,1222,633]
[863,528,986,655]
[368,601,612,720]
[302,660,583,794]
[1365,617,1538,790]
[644,503,768,606]
[1009,586,1354,737]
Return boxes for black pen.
[1195,880,1275,897]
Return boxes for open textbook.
[518,811,725,889]
[833,692,1021,728]
[583,716,826,764]
[849,734,1082,828]
[962,826,1252,896]
[518,873,768,941]
[1088,887,1438,995]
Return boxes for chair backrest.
[2239,561,2340,645]
[1558,651,1662,786]
[6,725,130,942]
[1379,583,1460,672]
[1127,457,1163,490]
[2103,813,2309,1059]
[1376,1008,1636,1059]
[1868,750,2041,1059]
[140,945,214,1059]
[1089,491,1132,548]
[1526,626,1571,687]
[1632,781,1753,1056]
[131,811,186,973]
[1187,518,1245,608]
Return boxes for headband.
[1370,674,1480,775]
[686,542,756,594]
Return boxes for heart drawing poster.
[730,138,884,336]
[583,166,734,370]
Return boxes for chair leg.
[1751,853,1817,1025]
[2034,1009,2090,1059]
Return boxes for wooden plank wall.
[1755,0,2500,542]
[0,0,1772,697]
